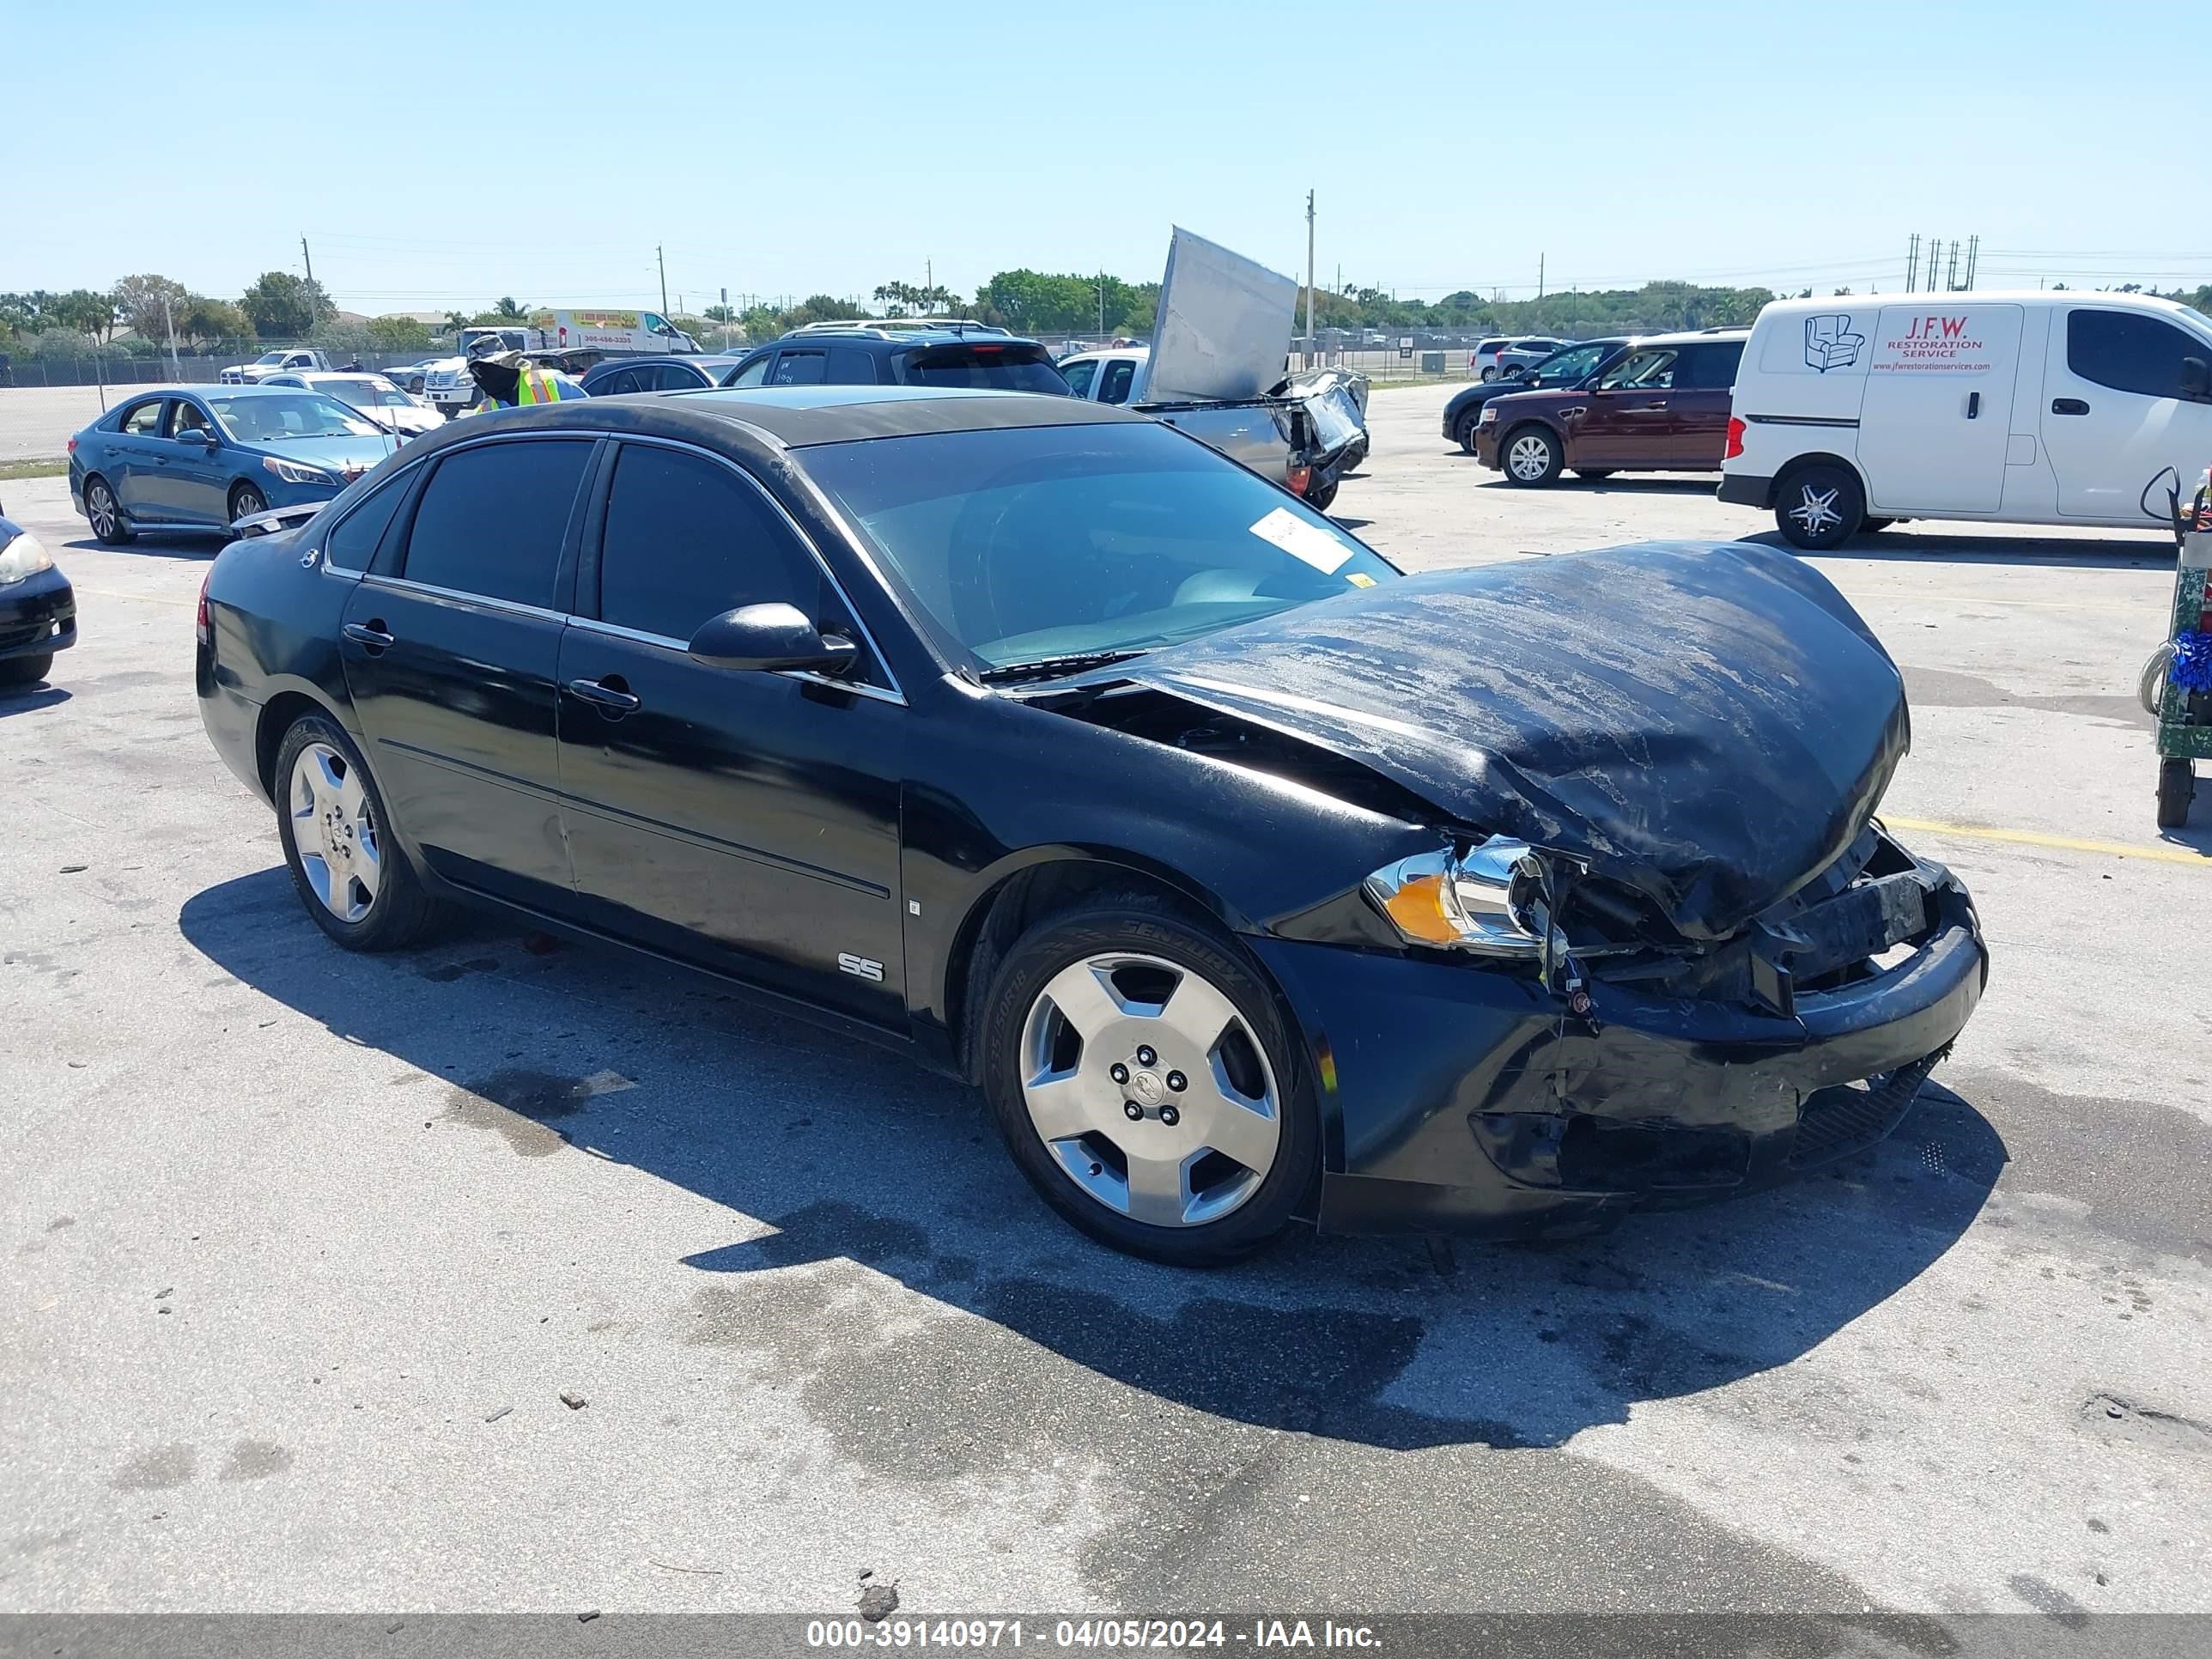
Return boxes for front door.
[158,396,229,525]
[337,434,598,909]
[1571,344,1680,465]
[1856,302,2022,514]
[554,439,906,1025]
[2042,304,2212,520]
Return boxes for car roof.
[1630,328,1751,346]
[760,326,1043,351]
[117,383,306,399]
[504,384,1138,449]
[586,355,744,371]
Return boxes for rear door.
[1572,345,1680,465]
[554,439,906,1024]
[106,397,172,517]
[338,434,597,909]
[1856,303,2022,514]
[2042,305,2212,520]
[1662,339,1744,466]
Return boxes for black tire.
[0,653,53,690]
[83,476,134,544]
[273,713,450,951]
[1480,366,1498,383]
[1304,476,1340,512]
[1500,423,1564,487]
[2156,758,2196,830]
[1455,412,1482,453]
[978,890,1319,1266]
[1860,517,1895,533]
[1774,462,1866,550]
[1573,469,1616,482]
[228,482,268,534]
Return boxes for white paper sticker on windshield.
[1248,506,1353,574]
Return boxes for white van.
[1721,291,2212,548]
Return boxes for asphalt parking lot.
[2,384,2207,1624]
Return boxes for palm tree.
[494,296,527,321]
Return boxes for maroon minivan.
[1474,329,1747,485]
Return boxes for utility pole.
[301,235,314,288]
[1537,252,1545,301]
[1905,234,1919,295]
[1304,188,1317,368]
[657,245,669,317]
[162,294,179,380]
[1097,273,1106,337]
[1946,240,1960,291]
[1964,234,1978,289]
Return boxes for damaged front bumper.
[1251,859,1987,1240]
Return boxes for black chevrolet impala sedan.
[196,386,1987,1264]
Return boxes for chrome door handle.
[565,677,641,714]
[342,622,395,650]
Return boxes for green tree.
[50,289,118,343]
[112,273,191,340]
[368,314,433,351]
[241,271,334,339]
[179,296,253,348]
[493,296,527,321]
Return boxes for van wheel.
[1860,517,1894,534]
[1502,425,1563,487]
[1775,463,1865,550]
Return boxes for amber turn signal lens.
[1377,872,1462,946]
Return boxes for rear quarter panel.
[201,530,368,791]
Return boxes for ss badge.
[837,953,885,982]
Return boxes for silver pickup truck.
[1057,229,1368,510]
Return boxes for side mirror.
[688,602,860,677]
[179,428,217,448]
[2182,356,2210,401]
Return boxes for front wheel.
[1455,413,1482,453]
[275,714,450,951]
[980,892,1317,1265]
[2157,758,2197,829]
[1573,469,1616,482]
[1501,424,1564,487]
[228,482,267,533]
[1774,463,1866,550]
[0,653,54,690]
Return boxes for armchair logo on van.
[1803,314,1865,373]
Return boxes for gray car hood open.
[1103,540,1911,941]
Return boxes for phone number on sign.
[805,1620,1233,1649]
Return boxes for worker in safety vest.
[464,341,584,413]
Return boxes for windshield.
[896,344,1072,394]
[320,376,416,408]
[208,392,380,442]
[1530,342,1609,385]
[254,351,287,365]
[803,421,1396,673]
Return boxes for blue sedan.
[69,384,403,544]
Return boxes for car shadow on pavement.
[0,684,70,714]
[179,866,2007,1455]
[56,531,221,561]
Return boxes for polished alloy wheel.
[88,482,118,538]
[1788,483,1844,538]
[1018,951,1281,1227]
[289,741,382,923]
[1508,434,1553,481]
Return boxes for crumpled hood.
[262,436,399,479]
[1110,540,1910,941]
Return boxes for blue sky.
[9,0,2209,316]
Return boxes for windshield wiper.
[976,648,1151,685]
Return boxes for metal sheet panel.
[1140,228,1298,404]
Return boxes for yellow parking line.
[70,586,191,608]
[1884,815,2209,866]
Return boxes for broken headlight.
[1363,837,1545,957]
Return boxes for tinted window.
[898,344,1070,393]
[725,356,769,387]
[1098,360,1137,404]
[1670,342,1743,391]
[596,445,818,641]
[772,350,827,386]
[401,439,592,608]
[803,421,1395,671]
[1061,358,1099,398]
[594,368,641,396]
[1530,343,1607,386]
[825,346,878,384]
[2068,309,2207,400]
[324,474,410,570]
[120,400,164,435]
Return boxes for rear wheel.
[275,714,449,951]
[980,892,1317,1265]
[84,476,134,544]
[1502,424,1564,487]
[0,653,53,690]
[1774,462,1865,550]
[1480,365,1498,383]
[1860,517,1895,533]
[2157,758,2196,829]
[1304,475,1340,512]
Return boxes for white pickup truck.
[1057,229,1367,509]
[219,348,334,385]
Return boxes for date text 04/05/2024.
[804,1618,1382,1649]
